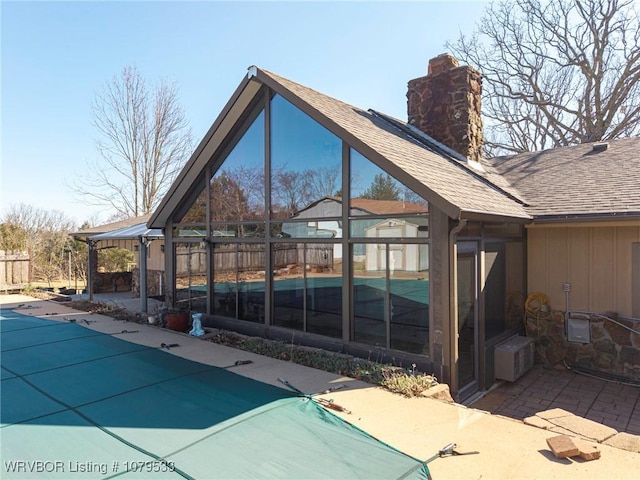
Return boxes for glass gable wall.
[172,91,430,356]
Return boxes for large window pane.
[212,243,237,320]
[237,244,265,323]
[350,149,428,237]
[389,244,429,354]
[352,242,429,353]
[485,241,525,339]
[210,110,265,223]
[272,242,304,330]
[270,95,342,220]
[353,243,387,347]
[175,242,207,313]
[271,242,342,337]
[306,243,342,338]
[213,243,264,323]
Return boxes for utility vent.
[494,336,535,382]
[592,142,609,152]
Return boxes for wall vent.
[592,142,609,152]
[494,336,535,382]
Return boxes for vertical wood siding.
[527,225,640,318]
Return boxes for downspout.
[448,217,467,397]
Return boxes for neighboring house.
[148,53,639,400]
[72,214,165,306]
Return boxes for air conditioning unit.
[494,336,535,382]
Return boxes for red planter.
[166,312,189,332]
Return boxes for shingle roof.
[486,137,640,219]
[256,69,530,221]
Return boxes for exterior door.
[457,243,479,398]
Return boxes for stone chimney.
[407,53,483,163]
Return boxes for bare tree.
[75,66,192,217]
[1,204,79,285]
[447,0,640,155]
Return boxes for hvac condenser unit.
[494,336,535,382]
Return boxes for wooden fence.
[176,243,334,275]
[0,250,30,291]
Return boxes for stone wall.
[407,53,483,163]
[93,271,132,293]
[526,310,640,381]
[131,268,164,297]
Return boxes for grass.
[28,294,439,398]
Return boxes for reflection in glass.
[350,149,428,217]
[353,243,387,347]
[212,243,237,320]
[175,243,207,313]
[485,241,525,338]
[177,186,207,225]
[272,242,304,330]
[389,244,429,354]
[270,95,342,220]
[210,110,265,223]
[209,223,266,238]
[212,243,264,323]
[353,243,429,353]
[271,242,342,337]
[306,244,342,338]
[237,244,266,322]
[351,216,428,239]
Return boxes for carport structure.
[72,216,164,313]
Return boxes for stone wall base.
[526,310,640,381]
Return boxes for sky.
[1,0,489,227]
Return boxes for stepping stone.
[550,415,617,442]
[573,438,601,461]
[546,435,579,458]
[537,408,572,420]
[603,432,640,453]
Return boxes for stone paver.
[470,364,640,436]
[550,415,618,442]
[603,432,640,453]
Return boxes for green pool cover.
[1,309,430,479]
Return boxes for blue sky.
[1,0,488,226]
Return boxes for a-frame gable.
[150,66,530,229]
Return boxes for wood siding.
[527,224,640,318]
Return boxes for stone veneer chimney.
[407,53,483,163]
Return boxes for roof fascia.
[252,69,463,220]
[460,210,531,224]
[148,73,262,228]
[527,214,640,228]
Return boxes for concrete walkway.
[2,294,639,480]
